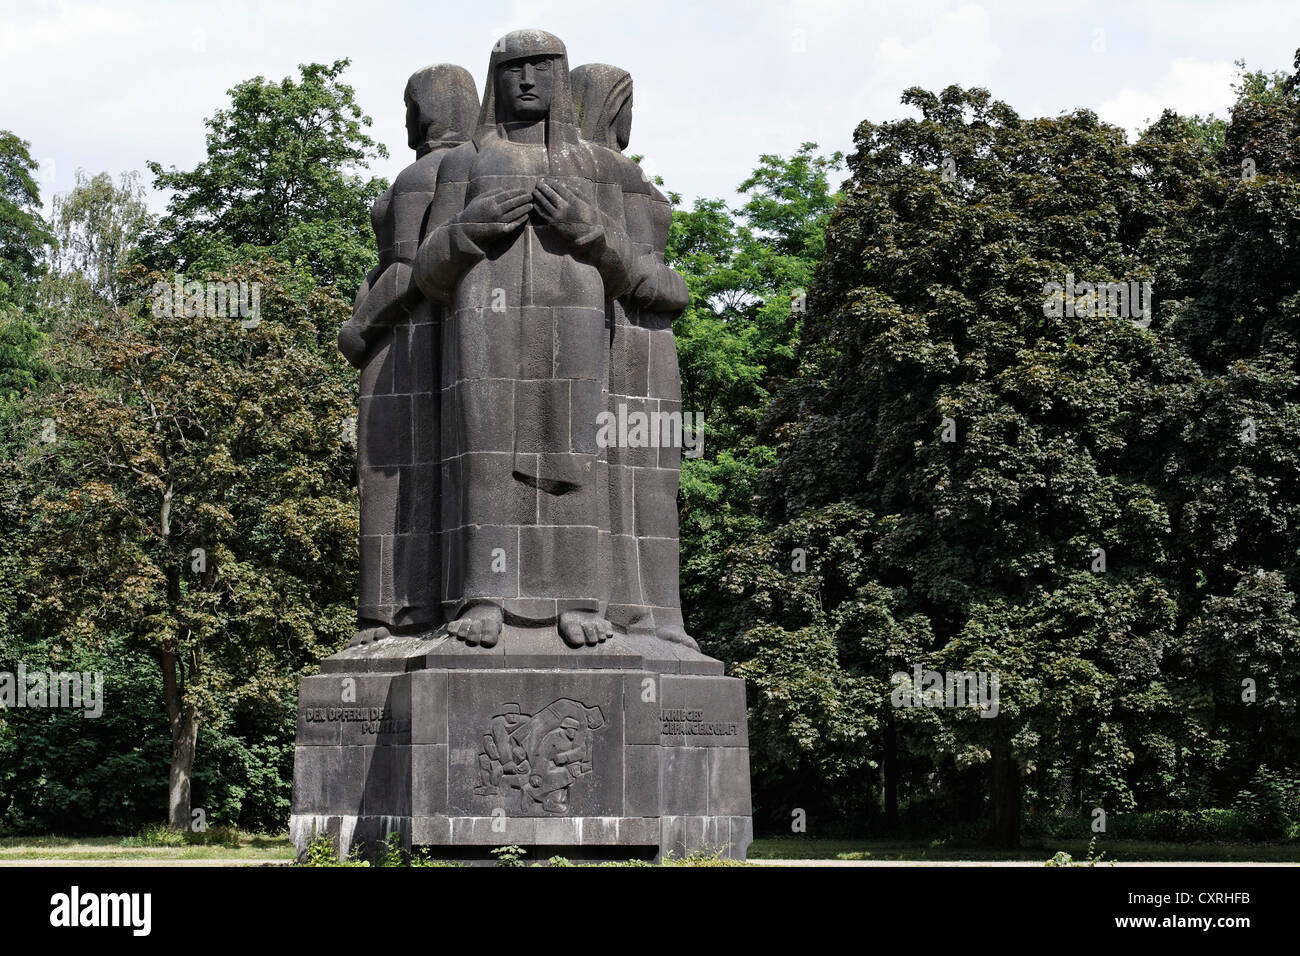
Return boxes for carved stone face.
[405,94,421,150]
[496,55,555,121]
[612,97,632,151]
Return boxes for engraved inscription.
[660,709,738,738]
[301,706,410,736]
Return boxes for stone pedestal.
[289,627,752,862]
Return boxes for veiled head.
[478,30,574,132]
[404,64,480,152]
[572,63,633,151]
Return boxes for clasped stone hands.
[454,179,601,249]
[454,187,533,247]
[531,178,602,247]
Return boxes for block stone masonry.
[291,630,751,861]
[294,31,752,862]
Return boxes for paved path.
[3,857,1294,867]
[749,859,1297,867]
[0,859,288,867]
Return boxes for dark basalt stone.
[292,32,751,862]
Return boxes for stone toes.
[558,616,583,648]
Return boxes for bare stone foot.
[347,623,392,648]
[448,604,504,647]
[558,610,613,648]
[657,624,699,652]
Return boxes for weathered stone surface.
[410,744,448,816]
[708,748,754,815]
[623,744,662,817]
[291,648,751,859]
[662,746,709,815]
[445,671,625,817]
[340,32,697,652]
[294,33,751,862]
[345,64,479,641]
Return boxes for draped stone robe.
[601,166,690,637]
[573,64,692,638]
[414,121,636,626]
[344,65,479,636]
[350,143,455,630]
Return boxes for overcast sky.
[4,0,1299,215]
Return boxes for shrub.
[1234,767,1300,839]
[490,844,526,867]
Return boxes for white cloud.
[869,3,1002,114]
[1096,56,1238,139]
[2,0,1297,218]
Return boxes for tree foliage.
[722,65,1300,843]
[135,60,387,293]
[4,50,1300,847]
[2,259,357,829]
[0,131,52,308]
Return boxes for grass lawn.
[4,832,1297,865]
[0,833,295,863]
[749,836,1300,863]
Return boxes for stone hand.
[455,188,533,246]
[531,180,600,246]
[338,319,367,368]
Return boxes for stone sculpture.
[570,62,694,648]
[338,64,479,646]
[291,33,752,862]
[475,698,606,814]
[413,30,653,649]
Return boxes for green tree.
[135,60,387,293]
[667,145,842,657]
[0,134,54,417]
[1161,52,1300,799]
[0,131,53,308]
[744,86,1219,846]
[45,169,152,308]
[0,314,48,405]
[9,259,357,828]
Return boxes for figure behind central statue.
[414,29,638,649]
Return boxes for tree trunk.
[157,483,201,831]
[883,716,899,831]
[161,644,198,830]
[989,744,1022,849]
[168,703,198,830]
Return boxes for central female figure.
[414,30,636,649]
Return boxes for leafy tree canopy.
[135,60,387,293]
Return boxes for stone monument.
[290,31,752,862]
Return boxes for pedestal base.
[289,627,753,862]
